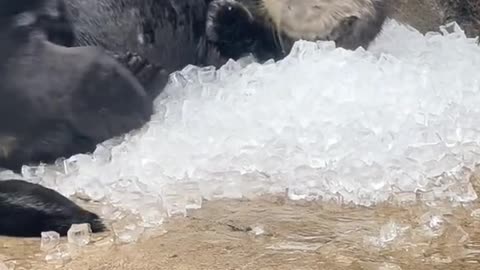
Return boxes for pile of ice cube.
[2,19,480,231]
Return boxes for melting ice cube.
[67,223,92,246]
[41,231,60,251]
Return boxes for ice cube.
[374,221,409,247]
[418,211,446,237]
[250,225,265,236]
[197,66,217,84]
[162,187,187,218]
[180,181,202,209]
[41,231,60,251]
[67,223,92,246]
[359,262,403,270]
[45,243,71,265]
[114,224,145,244]
[21,165,45,180]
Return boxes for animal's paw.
[111,51,161,88]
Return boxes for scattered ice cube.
[94,236,115,248]
[180,181,203,209]
[359,262,403,270]
[114,224,145,244]
[139,204,166,228]
[367,220,410,248]
[67,224,92,246]
[45,244,71,265]
[162,184,187,217]
[250,225,265,236]
[41,231,60,251]
[419,212,446,237]
[379,221,402,243]
[378,262,403,270]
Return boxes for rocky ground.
[390,0,480,38]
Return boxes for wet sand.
[2,196,480,270]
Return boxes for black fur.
[38,0,226,98]
[37,0,76,47]
[205,0,283,62]
[205,0,259,60]
[0,0,153,172]
[0,179,105,237]
[0,0,45,17]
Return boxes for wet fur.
[0,0,153,172]
[206,0,388,61]
[0,179,105,237]
[206,0,282,61]
[44,0,227,97]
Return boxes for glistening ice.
[5,19,480,226]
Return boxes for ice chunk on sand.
[67,223,92,246]
[114,224,145,244]
[41,231,60,251]
[45,243,71,265]
[20,19,480,227]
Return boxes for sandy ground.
[2,197,480,270]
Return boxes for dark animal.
[36,0,389,91]
[36,0,226,98]
[0,179,105,237]
[0,0,153,172]
[206,0,389,62]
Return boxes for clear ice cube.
[41,231,60,251]
[45,243,71,265]
[67,223,92,246]
[114,224,145,244]
[162,186,187,217]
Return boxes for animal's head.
[206,0,388,62]
[0,0,74,46]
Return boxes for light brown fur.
[258,0,379,40]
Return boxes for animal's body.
[43,0,226,97]
[0,179,105,237]
[0,0,153,172]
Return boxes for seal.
[0,0,153,172]
[52,0,226,97]
[0,179,106,237]
[206,0,389,61]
